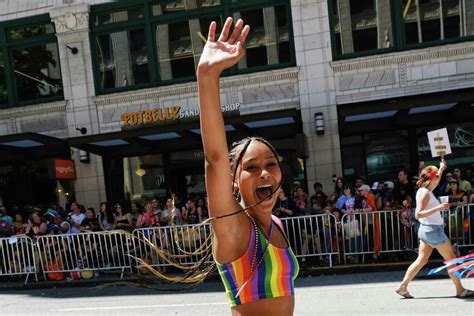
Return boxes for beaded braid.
[128,137,284,285]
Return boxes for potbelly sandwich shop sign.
[120,103,240,127]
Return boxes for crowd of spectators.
[0,194,209,239]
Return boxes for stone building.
[0,0,472,208]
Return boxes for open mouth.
[256,184,273,201]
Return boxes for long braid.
[129,137,284,284]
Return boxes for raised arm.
[197,18,249,229]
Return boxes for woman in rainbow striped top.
[197,18,299,315]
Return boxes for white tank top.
[416,187,444,225]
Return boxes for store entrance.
[167,164,205,200]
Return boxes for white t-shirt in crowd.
[416,187,444,225]
[70,213,86,233]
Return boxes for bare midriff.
[231,296,295,316]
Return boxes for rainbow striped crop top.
[215,215,299,307]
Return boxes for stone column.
[376,0,392,48]
[338,0,354,53]
[465,0,474,36]
[50,1,106,208]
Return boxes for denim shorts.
[418,224,449,248]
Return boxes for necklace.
[235,211,274,298]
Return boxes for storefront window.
[12,42,63,102]
[417,122,474,168]
[96,29,149,90]
[156,16,222,80]
[152,0,221,15]
[123,154,166,203]
[235,5,291,69]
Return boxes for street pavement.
[1,270,472,315]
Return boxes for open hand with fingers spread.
[197,17,250,77]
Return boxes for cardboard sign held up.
[427,128,452,158]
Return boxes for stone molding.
[94,67,300,107]
[331,43,474,73]
[50,3,90,34]
[0,101,67,120]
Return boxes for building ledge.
[331,42,474,73]
[0,101,67,120]
[93,67,300,107]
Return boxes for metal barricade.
[131,223,213,271]
[341,210,418,263]
[280,214,340,266]
[36,230,133,280]
[445,204,474,249]
[0,235,37,284]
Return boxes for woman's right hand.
[440,202,449,210]
[197,17,250,77]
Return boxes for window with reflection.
[94,7,143,26]
[0,52,6,105]
[12,43,63,102]
[2,19,64,105]
[331,0,393,55]
[331,1,474,58]
[124,154,166,203]
[96,29,149,90]
[235,5,291,69]
[91,0,294,93]
[402,0,466,45]
[156,16,222,80]
[152,0,221,15]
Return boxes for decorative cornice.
[94,67,300,107]
[0,101,67,120]
[331,43,474,73]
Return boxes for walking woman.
[197,18,299,315]
[396,159,473,298]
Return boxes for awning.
[0,132,70,163]
[69,109,303,158]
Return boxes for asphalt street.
[1,270,473,315]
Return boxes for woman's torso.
[416,187,444,225]
[215,215,299,310]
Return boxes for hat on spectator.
[371,182,379,190]
[45,209,58,218]
[448,178,458,184]
[446,172,453,177]
[384,181,395,189]
[358,184,371,191]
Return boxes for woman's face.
[145,203,153,213]
[100,203,106,212]
[336,179,343,187]
[344,187,351,196]
[15,214,23,222]
[32,213,41,223]
[86,210,94,219]
[166,199,173,208]
[71,203,79,212]
[449,182,458,191]
[237,141,282,210]
[115,206,122,214]
[278,189,285,199]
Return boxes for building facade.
[0,0,473,208]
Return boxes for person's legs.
[396,241,433,295]
[435,240,467,296]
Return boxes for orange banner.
[54,159,76,180]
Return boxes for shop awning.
[68,109,303,158]
[0,132,70,163]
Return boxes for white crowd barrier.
[280,214,340,266]
[1,205,473,283]
[0,235,37,284]
[36,230,133,280]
